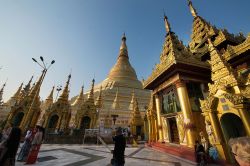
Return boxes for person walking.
[0,127,22,166]
[112,127,126,166]
[26,126,45,164]
[195,140,206,166]
[17,128,33,161]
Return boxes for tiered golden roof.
[144,14,209,88]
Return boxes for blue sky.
[0,0,249,101]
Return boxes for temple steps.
[146,142,196,162]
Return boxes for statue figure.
[205,119,216,145]
[199,131,208,152]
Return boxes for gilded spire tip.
[163,13,171,33]
[188,0,198,17]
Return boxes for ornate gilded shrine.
[129,92,144,137]
[42,74,72,132]
[73,79,97,130]
[6,71,44,130]
[144,14,210,148]
[144,0,250,163]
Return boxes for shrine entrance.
[13,112,24,127]
[48,114,59,129]
[80,116,91,130]
[168,117,179,143]
[220,113,246,140]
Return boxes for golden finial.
[122,32,126,41]
[164,12,171,33]
[188,0,198,17]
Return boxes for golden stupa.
[83,33,151,131]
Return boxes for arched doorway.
[221,113,246,140]
[80,116,91,130]
[48,114,59,129]
[13,112,24,127]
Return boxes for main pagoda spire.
[119,33,128,58]
[107,33,139,84]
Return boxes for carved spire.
[112,87,120,110]
[129,89,135,111]
[130,98,143,126]
[160,16,191,63]
[88,79,95,99]
[95,85,103,109]
[0,82,6,104]
[188,0,198,17]
[207,38,239,86]
[28,70,45,99]
[119,33,128,58]
[58,74,71,101]
[12,83,23,99]
[21,76,33,97]
[164,14,171,33]
[44,86,54,110]
[46,86,54,102]
[73,85,84,106]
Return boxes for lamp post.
[23,56,55,130]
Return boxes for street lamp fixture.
[24,56,55,129]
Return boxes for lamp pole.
[23,56,55,130]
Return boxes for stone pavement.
[15,144,218,166]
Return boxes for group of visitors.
[0,123,45,165]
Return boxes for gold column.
[236,104,250,136]
[56,115,62,130]
[175,81,196,147]
[153,116,158,141]
[43,115,49,128]
[208,111,223,143]
[147,116,151,142]
[155,94,164,142]
[207,111,229,161]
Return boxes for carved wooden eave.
[223,93,248,105]
[143,56,209,89]
[224,33,250,61]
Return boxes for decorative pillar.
[175,80,196,148]
[43,115,49,128]
[56,115,62,131]
[144,117,148,141]
[155,94,164,142]
[207,111,229,161]
[236,104,250,136]
[208,111,223,143]
[148,118,151,142]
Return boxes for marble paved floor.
[15,144,211,166]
